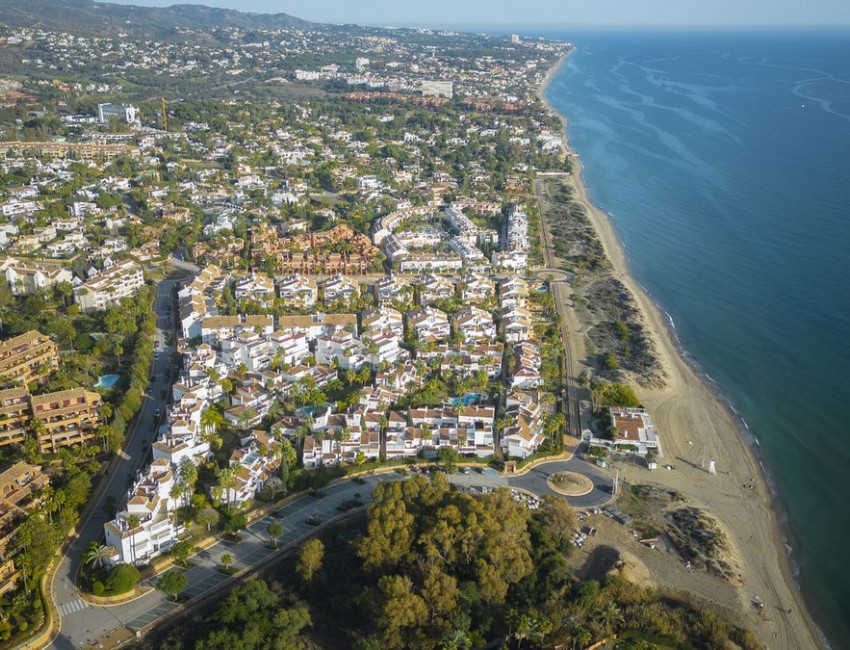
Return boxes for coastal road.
[534,177,586,439]
[47,271,189,650]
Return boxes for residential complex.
[0,330,59,387]
[74,259,145,312]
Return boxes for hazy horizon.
[92,0,850,28]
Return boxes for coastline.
[537,50,823,649]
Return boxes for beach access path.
[536,53,822,649]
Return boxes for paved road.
[450,456,614,509]
[48,272,188,650]
[50,476,396,649]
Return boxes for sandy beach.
[538,51,823,649]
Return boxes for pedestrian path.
[58,598,89,616]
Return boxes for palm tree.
[439,630,471,650]
[236,406,258,431]
[83,542,112,577]
[595,602,624,637]
[201,407,224,438]
[567,623,592,650]
[217,466,238,508]
[266,398,284,422]
[127,514,141,564]
[178,458,198,507]
[220,552,233,572]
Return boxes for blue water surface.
[545,29,850,647]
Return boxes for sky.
[96,0,850,27]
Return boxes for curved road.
[450,457,614,509]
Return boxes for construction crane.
[161,97,168,132]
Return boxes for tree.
[295,538,324,583]
[170,540,194,566]
[437,447,460,474]
[83,542,112,576]
[265,476,284,502]
[267,522,284,549]
[127,514,141,564]
[220,553,233,572]
[196,507,219,532]
[595,601,625,636]
[106,563,140,595]
[156,569,189,601]
[376,574,429,649]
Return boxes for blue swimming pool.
[450,393,482,406]
[95,374,120,389]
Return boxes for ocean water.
[544,30,850,648]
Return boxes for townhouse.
[277,274,318,309]
[373,274,412,306]
[502,393,546,459]
[510,342,543,390]
[361,307,404,337]
[104,460,183,565]
[234,272,275,306]
[417,274,456,305]
[200,314,274,346]
[0,257,74,296]
[453,307,497,344]
[318,274,359,306]
[408,307,450,343]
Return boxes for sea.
[540,30,850,648]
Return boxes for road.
[450,457,614,509]
[534,177,585,439]
[49,475,397,650]
[47,272,187,650]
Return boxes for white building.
[73,259,145,312]
[421,80,454,99]
[97,103,140,125]
[104,460,182,565]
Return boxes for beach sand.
[538,52,822,649]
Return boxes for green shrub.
[106,563,140,595]
[17,620,28,632]
[92,581,105,596]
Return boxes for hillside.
[0,0,313,40]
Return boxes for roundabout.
[547,470,594,496]
[534,268,573,283]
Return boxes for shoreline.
[537,50,824,649]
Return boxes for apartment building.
[104,460,182,565]
[30,388,102,453]
[0,387,31,447]
[0,461,49,594]
[74,259,145,312]
[0,330,59,387]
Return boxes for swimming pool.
[95,374,120,389]
[450,393,482,406]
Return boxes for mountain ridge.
[0,0,314,39]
